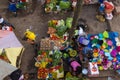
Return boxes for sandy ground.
[1,0,120,80]
[7,1,72,79]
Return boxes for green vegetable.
[48,20,56,28]
[66,18,73,28]
[59,66,63,73]
[16,3,26,9]
[65,72,72,78]
[45,2,55,12]
[65,76,79,80]
[59,20,65,27]
[52,50,62,66]
[59,1,71,10]
[63,53,69,58]
[56,26,67,37]
[37,50,42,55]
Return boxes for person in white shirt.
[2,24,13,31]
[0,15,15,29]
[0,16,4,25]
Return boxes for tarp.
[0,30,24,67]
[0,59,17,80]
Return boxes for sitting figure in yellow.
[23,29,36,44]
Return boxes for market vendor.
[98,0,104,3]
[0,15,15,29]
[1,24,13,31]
[9,69,30,80]
[23,29,36,44]
[84,0,91,5]
[77,36,90,46]
[0,15,4,27]
[69,58,82,77]
[104,1,114,20]
[9,69,22,80]
[82,46,93,62]
[8,1,17,17]
[71,0,77,11]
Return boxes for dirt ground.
[1,0,120,80]
[7,0,73,79]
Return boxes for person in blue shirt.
[98,0,104,3]
[8,2,17,17]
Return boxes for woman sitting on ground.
[2,24,13,31]
[69,58,82,77]
[23,29,36,44]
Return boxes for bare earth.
[1,0,120,80]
